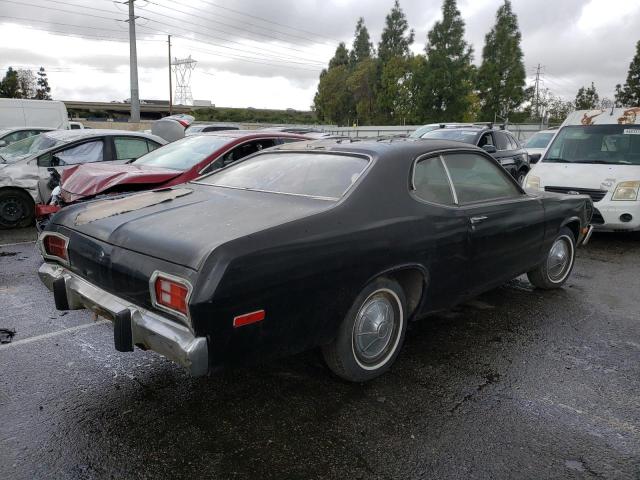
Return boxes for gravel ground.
[0,229,638,479]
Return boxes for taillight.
[151,272,192,319]
[40,233,69,264]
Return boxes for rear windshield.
[525,132,554,149]
[421,129,479,144]
[543,125,640,165]
[0,132,66,163]
[133,135,232,170]
[199,152,369,200]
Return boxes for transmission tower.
[172,56,197,105]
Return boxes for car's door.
[36,138,107,182]
[441,151,545,293]
[410,154,473,309]
[506,132,528,173]
[491,131,518,177]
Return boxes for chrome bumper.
[38,262,209,377]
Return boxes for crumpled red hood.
[60,163,183,203]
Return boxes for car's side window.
[222,139,277,166]
[478,133,494,148]
[50,140,105,166]
[494,131,510,151]
[507,133,520,150]
[443,152,521,204]
[115,137,150,160]
[146,140,160,152]
[412,156,455,206]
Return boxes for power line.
[134,11,326,65]
[193,0,341,44]
[15,0,327,67]
[142,0,330,55]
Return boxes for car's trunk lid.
[53,184,336,269]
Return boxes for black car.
[37,140,592,382]
[420,125,530,183]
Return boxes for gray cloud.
[1,0,638,105]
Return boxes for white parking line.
[0,240,36,247]
[0,320,109,350]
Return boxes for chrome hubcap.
[547,237,571,282]
[353,293,396,364]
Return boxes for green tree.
[378,0,414,63]
[419,0,475,122]
[0,67,21,98]
[346,58,378,125]
[328,42,350,68]
[574,82,599,110]
[314,65,353,125]
[35,67,52,100]
[376,56,415,124]
[349,18,374,66]
[477,0,526,120]
[615,40,640,107]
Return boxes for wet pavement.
[1,229,639,479]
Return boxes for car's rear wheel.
[322,277,407,382]
[0,189,34,229]
[527,227,576,289]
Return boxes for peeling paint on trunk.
[73,188,193,225]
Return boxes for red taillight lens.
[154,276,190,316]
[43,234,68,261]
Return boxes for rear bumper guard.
[38,262,209,377]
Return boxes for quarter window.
[115,137,151,160]
[412,156,455,206]
[443,152,520,204]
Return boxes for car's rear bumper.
[38,262,209,377]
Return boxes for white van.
[524,108,640,231]
[0,99,69,130]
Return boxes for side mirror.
[0,140,7,148]
[529,153,541,164]
[482,145,497,154]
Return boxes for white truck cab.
[524,107,640,231]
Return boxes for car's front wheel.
[527,227,576,289]
[0,189,35,229]
[322,277,407,382]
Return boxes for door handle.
[470,215,488,225]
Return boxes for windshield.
[421,129,479,144]
[543,125,640,165]
[0,132,66,163]
[525,132,554,149]
[199,152,369,200]
[133,135,232,170]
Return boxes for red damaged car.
[36,131,310,225]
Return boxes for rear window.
[421,129,479,144]
[199,152,369,200]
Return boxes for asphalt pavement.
[0,229,639,479]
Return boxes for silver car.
[0,129,166,228]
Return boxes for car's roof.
[270,138,482,158]
[43,129,165,142]
[198,130,310,139]
[0,126,53,132]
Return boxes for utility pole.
[534,63,542,120]
[127,0,140,122]
[168,35,173,115]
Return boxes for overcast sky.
[1,0,639,110]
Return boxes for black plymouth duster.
[37,140,593,382]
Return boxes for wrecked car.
[0,130,166,228]
[35,131,311,227]
[38,140,593,382]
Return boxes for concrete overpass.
[63,100,203,120]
